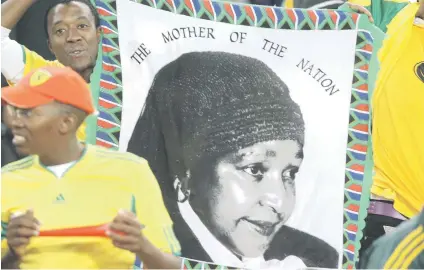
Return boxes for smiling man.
[1,0,101,142]
[1,66,182,269]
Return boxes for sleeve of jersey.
[133,161,181,256]
[1,26,63,85]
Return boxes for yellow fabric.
[1,145,180,269]
[372,3,424,218]
[284,0,294,8]
[348,0,371,5]
[12,47,87,142]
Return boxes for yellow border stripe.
[392,232,424,269]
[400,241,424,269]
[384,226,423,269]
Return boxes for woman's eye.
[242,164,265,177]
[78,24,88,29]
[282,167,299,180]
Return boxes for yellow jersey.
[12,47,87,141]
[1,144,180,269]
[372,3,424,217]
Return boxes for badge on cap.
[29,69,52,87]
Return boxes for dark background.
[1,0,55,87]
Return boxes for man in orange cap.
[1,66,182,269]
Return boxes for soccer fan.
[360,208,424,269]
[1,66,182,269]
[1,0,102,142]
[343,0,424,256]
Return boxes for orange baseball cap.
[1,66,96,114]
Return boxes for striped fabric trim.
[1,156,34,173]
[383,226,424,269]
[131,195,137,214]
[21,45,27,65]
[401,241,424,269]
[163,226,181,255]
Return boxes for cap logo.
[29,69,52,87]
[415,62,424,83]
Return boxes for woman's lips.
[242,218,278,237]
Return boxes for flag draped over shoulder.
[93,0,384,269]
[371,2,424,218]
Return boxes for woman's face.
[192,140,303,258]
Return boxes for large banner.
[94,0,383,268]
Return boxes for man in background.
[344,0,424,258]
[1,0,101,144]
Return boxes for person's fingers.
[8,227,38,238]
[347,3,374,23]
[9,216,39,231]
[26,209,34,218]
[111,240,139,252]
[115,210,143,229]
[107,231,139,245]
[7,237,30,248]
[118,209,137,222]
[108,222,140,236]
[25,209,41,225]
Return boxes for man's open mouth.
[69,50,85,57]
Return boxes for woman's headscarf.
[128,51,304,191]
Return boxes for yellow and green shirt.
[1,145,180,269]
[371,2,424,217]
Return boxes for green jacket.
[359,210,424,269]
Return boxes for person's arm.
[1,0,34,83]
[133,160,182,269]
[1,243,19,270]
[1,0,62,85]
[135,237,182,269]
[1,0,35,30]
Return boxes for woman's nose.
[258,172,287,213]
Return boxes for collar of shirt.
[178,200,307,269]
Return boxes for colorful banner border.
[95,0,379,268]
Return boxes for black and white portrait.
[127,52,338,269]
[116,1,363,268]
